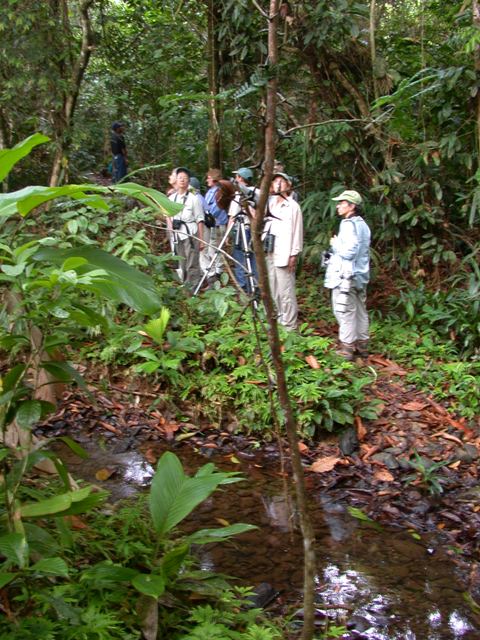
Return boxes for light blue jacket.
[324,216,371,289]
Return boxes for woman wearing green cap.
[324,190,371,360]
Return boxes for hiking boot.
[355,340,369,358]
[335,342,355,361]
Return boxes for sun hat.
[331,190,363,205]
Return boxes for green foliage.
[0,453,276,640]
[405,450,450,496]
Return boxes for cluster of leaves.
[0,451,290,639]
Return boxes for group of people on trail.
[109,122,371,360]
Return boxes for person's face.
[273,176,290,194]
[336,200,356,217]
[168,170,178,187]
[206,175,216,187]
[176,171,189,190]
[235,175,247,186]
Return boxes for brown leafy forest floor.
[35,275,480,600]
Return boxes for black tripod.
[193,198,257,298]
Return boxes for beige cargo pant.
[266,256,298,330]
[331,286,369,344]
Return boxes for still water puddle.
[57,438,478,639]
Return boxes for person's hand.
[288,255,297,273]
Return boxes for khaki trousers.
[331,286,369,344]
[266,256,298,330]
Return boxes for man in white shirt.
[262,172,303,330]
[167,168,205,290]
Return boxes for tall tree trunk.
[370,0,379,102]
[473,0,480,163]
[252,1,316,638]
[206,0,222,168]
[49,0,95,187]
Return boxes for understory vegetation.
[1,0,480,637]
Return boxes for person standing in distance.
[110,122,128,183]
[323,190,371,360]
[203,168,229,282]
[167,168,205,290]
[226,167,258,293]
[262,171,303,331]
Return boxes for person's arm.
[288,203,303,272]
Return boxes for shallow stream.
[58,437,479,639]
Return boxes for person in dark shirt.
[110,122,128,183]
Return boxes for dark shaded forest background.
[1,0,479,343]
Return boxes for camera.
[263,233,275,253]
[237,182,260,207]
[321,250,332,268]
[172,219,182,231]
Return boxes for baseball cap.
[111,121,124,130]
[174,166,191,178]
[233,167,254,182]
[331,190,363,205]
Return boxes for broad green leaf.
[110,183,183,217]
[40,361,87,388]
[30,557,69,577]
[15,400,42,429]
[24,523,59,557]
[1,264,25,277]
[149,453,237,537]
[143,308,170,345]
[62,257,88,271]
[159,544,189,580]
[132,573,166,598]
[33,246,161,315]
[81,562,138,585]
[58,436,89,459]
[187,523,258,545]
[20,487,92,518]
[2,364,26,392]
[0,533,28,568]
[0,573,16,589]
[0,133,50,181]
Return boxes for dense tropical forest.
[0,1,479,639]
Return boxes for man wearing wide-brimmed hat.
[324,189,371,360]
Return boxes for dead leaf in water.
[310,456,340,473]
[95,467,116,481]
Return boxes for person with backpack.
[323,190,371,360]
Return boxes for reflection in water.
[56,441,478,639]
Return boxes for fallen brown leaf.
[374,469,394,482]
[95,467,116,481]
[298,442,309,454]
[401,401,429,411]
[355,415,367,441]
[305,354,320,369]
[310,456,340,473]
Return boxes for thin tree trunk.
[206,0,222,168]
[49,0,95,187]
[251,2,316,638]
[473,0,480,161]
[370,0,380,102]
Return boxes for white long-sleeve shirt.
[263,196,303,267]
